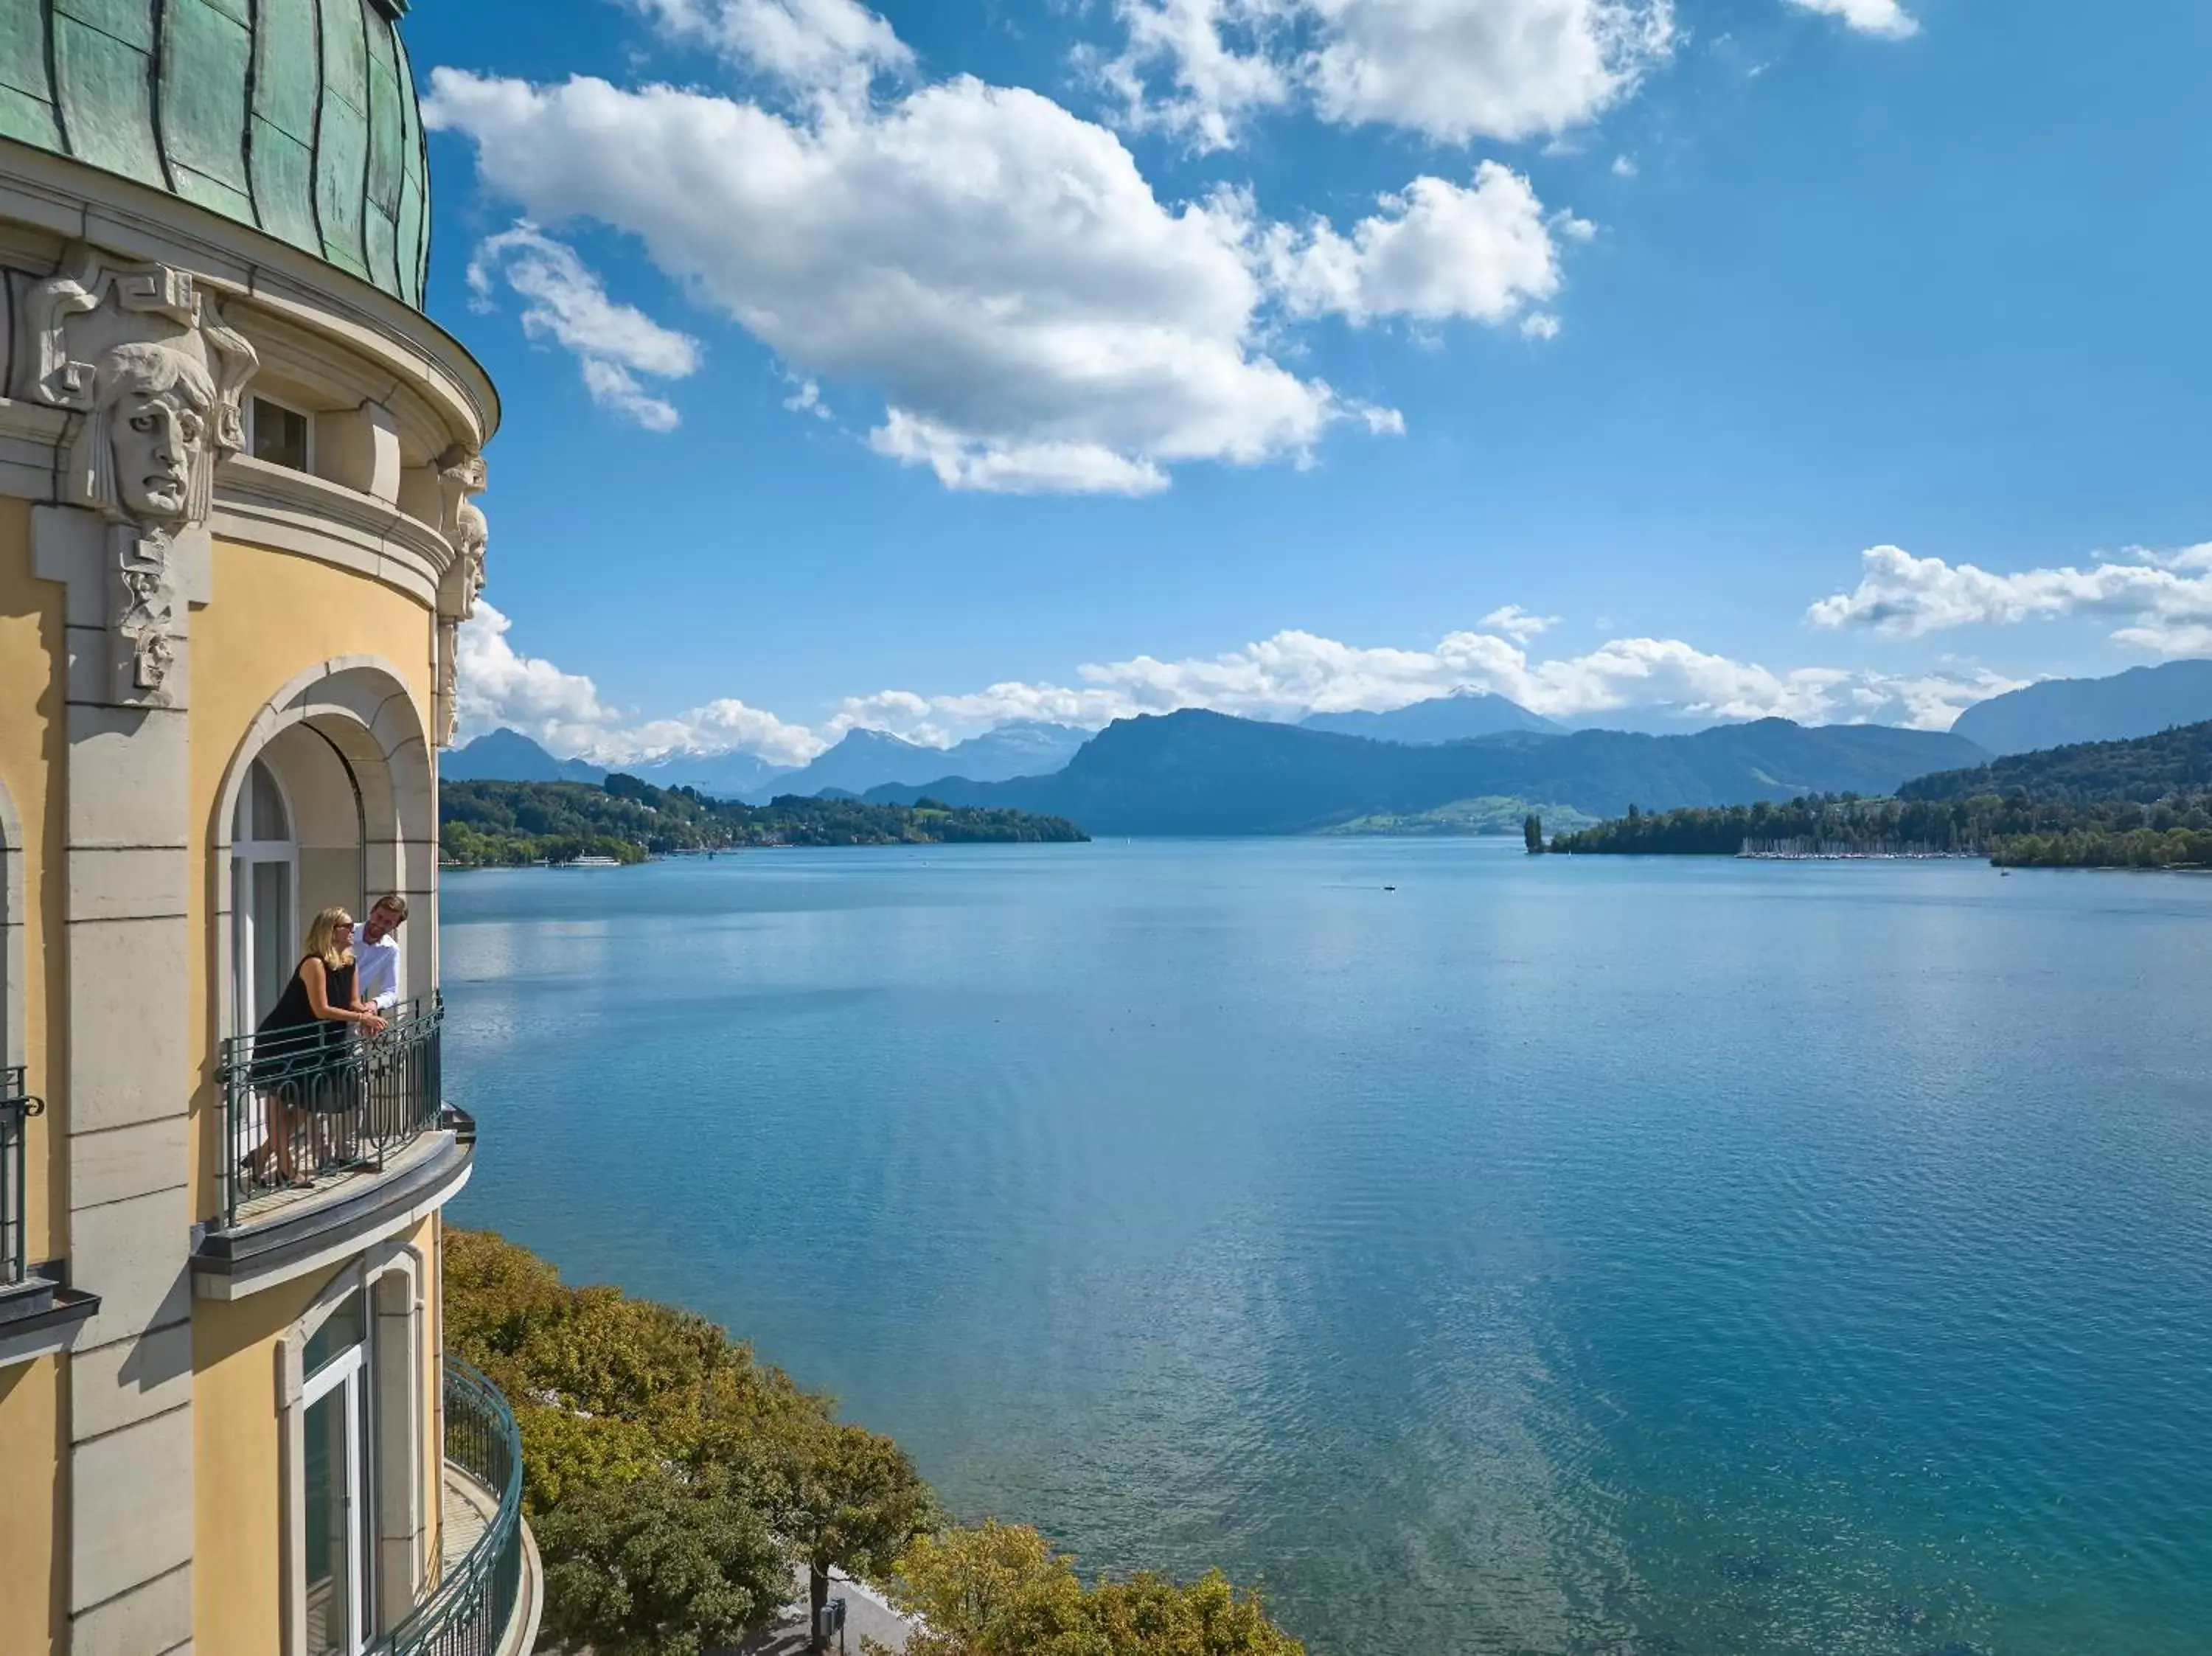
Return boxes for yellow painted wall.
[194,1262,338,1656]
[192,1211,443,1655]
[0,496,63,1265]
[1,494,452,1652]
[0,462,445,1655]
[0,1356,65,1656]
[185,540,446,1651]
[187,541,434,1222]
[0,497,63,1656]
[424,1214,445,1587]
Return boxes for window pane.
[253,860,293,1025]
[302,1383,356,1656]
[305,1290,366,1377]
[252,399,311,472]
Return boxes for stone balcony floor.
[442,1460,496,1573]
[234,1131,447,1228]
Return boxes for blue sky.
[408,0,2212,764]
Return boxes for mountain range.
[622,747,795,798]
[758,721,1090,799]
[446,661,2212,834]
[1947,659,2212,755]
[442,727,607,784]
[1298,689,1558,742]
[866,709,1987,835]
[445,720,1090,802]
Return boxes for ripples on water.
[443,841,2212,1655]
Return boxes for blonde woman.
[243,907,386,1189]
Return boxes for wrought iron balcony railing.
[375,1357,526,1656]
[1,1067,42,1289]
[214,995,444,1229]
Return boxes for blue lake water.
[442,840,2212,1655]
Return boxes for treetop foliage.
[446,1231,1302,1656]
[886,1521,1304,1656]
[1900,717,2212,804]
[1549,720,2212,868]
[440,773,1088,866]
[535,1468,787,1656]
[1552,794,2010,856]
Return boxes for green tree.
[535,1465,790,1656]
[1523,812,1543,854]
[886,1523,1091,1656]
[886,1522,1304,1656]
[445,1233,1305,1656]
[780,1419,938,1652]
[446,1231,838,1652]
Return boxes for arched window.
[232,757,298,1034]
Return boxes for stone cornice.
[0,403,452,610]
[0,140,497,453]
[189,1132,473,1301]
[213,457,455,609]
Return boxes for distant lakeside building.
[0,5,538,1655]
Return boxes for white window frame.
[302,1339,371,1656]
[279,1246,428,1656]
[232,756,300,1036]
[247,394,318,475]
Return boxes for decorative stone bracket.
[431,446,488,749]
[15,246,257,709]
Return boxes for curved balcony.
[0,1066,99,1367]
[380,1357,542,1656]
[195,995,476,1298]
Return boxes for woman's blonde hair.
[303,907,355,970]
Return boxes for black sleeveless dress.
[253,954,359,1107]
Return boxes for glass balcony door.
[302,1337,369,1656]
[233,757,298,1035]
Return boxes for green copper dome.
[0,0,431,308]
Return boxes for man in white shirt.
[356,893,408,1012]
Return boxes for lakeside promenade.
[734,1568,918,1654]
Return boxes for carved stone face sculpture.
[454,498,490,617]
[110,386,204,519]
[89,342,218,527]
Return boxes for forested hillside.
[440,775,1087,866]
[1899,719,2212,802]
[1554,721,2212,869]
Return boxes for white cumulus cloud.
[427,0,1607,490]
[630,0,911,97]
[1480,605,1560,642]
[456,602,618,752]
[428,71,1373,492]
[1102,0,1675,149]
[467,223,702,431]
[1264,162,1571,328]
[1099,0,1296,152]
[1307,0,1676,144]
[1808,543,2212,655]
[456,602,824,764]
[1784,0,1919,41]
[857,629,2010,735]
[462,599,2024,765]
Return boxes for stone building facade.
[0,4,535,1653]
